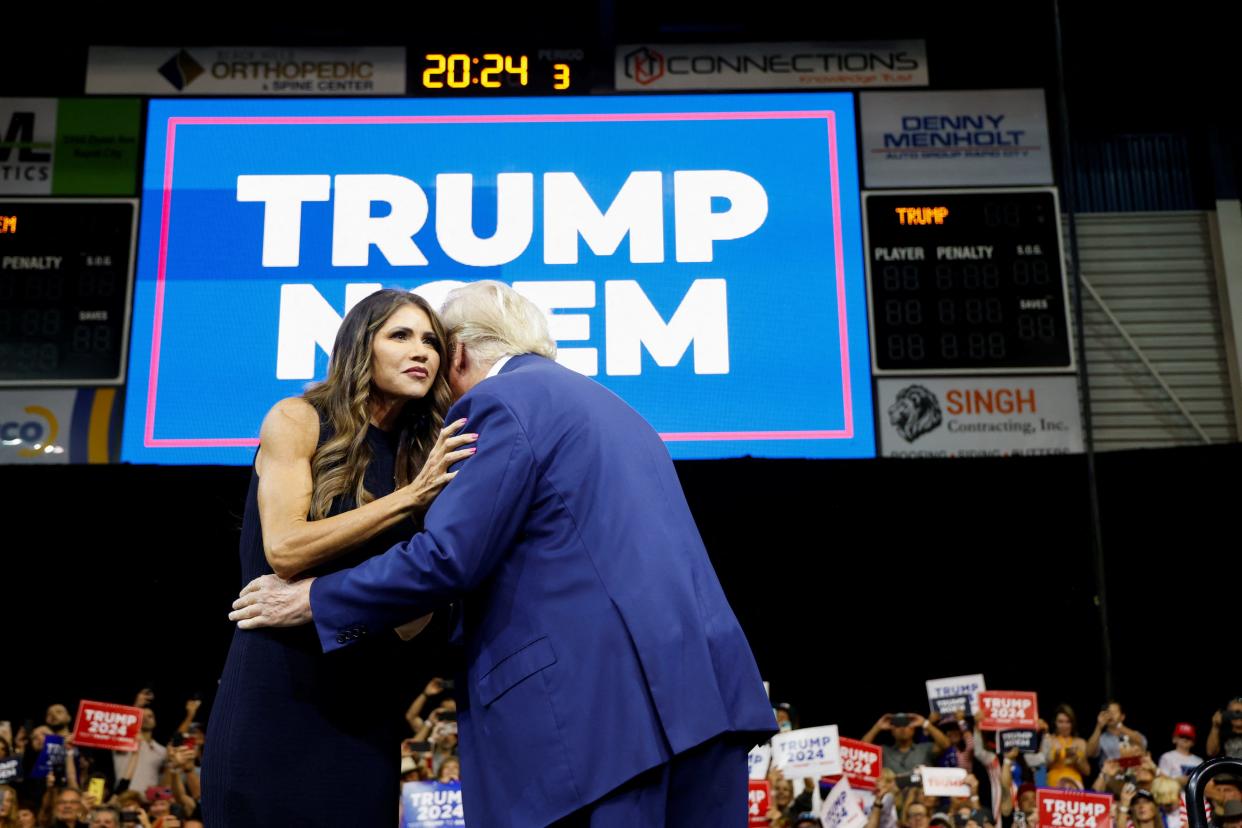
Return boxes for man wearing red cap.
[1157,723,1203,785]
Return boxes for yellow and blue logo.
[1,405,58,457]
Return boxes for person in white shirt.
[1157,722,1203,785]
[111,709,167,795]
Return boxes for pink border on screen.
[144,111,854,448]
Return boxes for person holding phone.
[1086,702,1147,761]
[202,290,469,828]
[864,712,952,788]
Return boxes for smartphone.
[88,777,107,802]
[121,813,139,824]
[182,736,197,751]
[406,740,432,753]
[891,714,911,728]
[440,710,457,722]
[441,679,456,691]
[1118,755,1142,769]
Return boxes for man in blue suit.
[232,281,776,826]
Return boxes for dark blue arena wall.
[6,442,1237,747]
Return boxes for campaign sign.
[1037,788,1112,828]
[0,758,19,784]
[926,675,986,714]
[920,766,970,797]
[823,737,883,791]
[771,725,843,778]
[72,700,144,751]
[402,781,465,828]
[978,692,1038,732]
[31,734,64,779]
[932,695,973,718]
[821,776,869,828]
[120,94,874,464]
[749,742,773,780]
[1000,730,1040,753]
[749,780,773,826]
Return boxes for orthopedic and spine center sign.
[121,95,873,463]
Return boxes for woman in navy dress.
[202,289,477,827]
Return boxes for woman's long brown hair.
[302,289,453,520]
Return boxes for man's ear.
[453,343,470,375]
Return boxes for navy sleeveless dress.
[203,422,421,827]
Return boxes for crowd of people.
[3,688,1239,827]
[0,679,462,827]
[762,698,1242,828]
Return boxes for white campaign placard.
[879,376,1083,459]
[616,42,928,91]
[771,725,843,779]
[87,47,406,95]
[821,777,870,828]
[749,743,773,780]
[862,90,1053,187]
[926,674,987,714]
[921,766,971,797]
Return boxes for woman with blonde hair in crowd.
[0,784,20,828]
[1152,776,1185,828]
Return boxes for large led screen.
[121,94,874,463]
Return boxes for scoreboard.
[863,188,1073,375]
[0,200,137,386]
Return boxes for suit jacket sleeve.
[309,390,537,653]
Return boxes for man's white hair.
[440,280,557,365]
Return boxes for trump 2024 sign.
[121,94,874,463]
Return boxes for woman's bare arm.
[256,398,472,579]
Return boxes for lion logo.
[888,385,943,443]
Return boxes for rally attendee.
[767,777,796,827]
[1208,699,1242,759]
[936,714,975,772]
[436,757,460,784]
[1158,723,1204,785]
[1041,706,1091,789]
[0,784,18,828]
[864,713,951,788]
[1119,787,1161,828]
[111,710,165,797]
[1014,783,1038,826]
[88,808,120,828]
[405,678,450,735]
[867,770,899,828]
[42,786,88,828]
[901,798,933,828]
[1087,702,1148,761]
[1151,776,1184,828]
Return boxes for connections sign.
[121,95,873,463]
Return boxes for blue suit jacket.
[310,354,776,826]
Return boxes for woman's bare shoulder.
[260,397,320,457]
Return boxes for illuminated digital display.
[0,200,136,386]
[864,188,1073,374]
[417,50,586,94]
[896,206,949,225]
[121,94,874,464]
